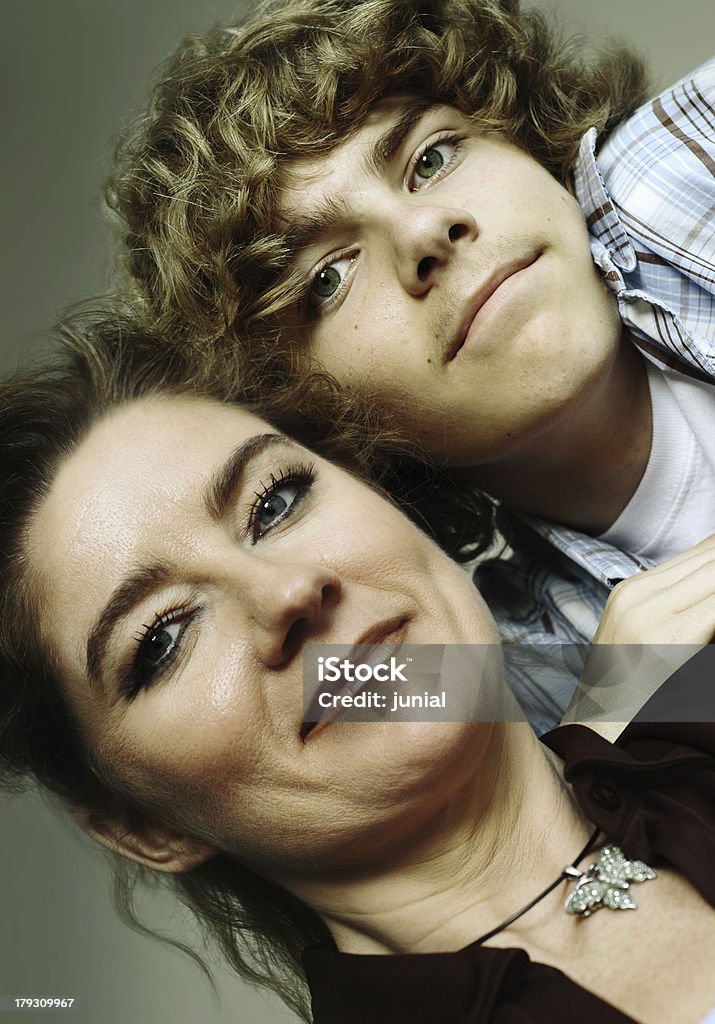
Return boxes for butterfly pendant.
[565,844,657,917]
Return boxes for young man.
[109,0,715,722]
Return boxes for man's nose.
[389,202,477,295]
[241,559,342,667]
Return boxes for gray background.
[1,2,712,1022]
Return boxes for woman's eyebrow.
[204,431,290,521]
[85,562,173,691]
[85,431,295,690]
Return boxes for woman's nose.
[390,202,477,295]
[243,560,342,667]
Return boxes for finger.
[597,560,715,646]
[646,559,715,616]
[604,536,715,609]
[629,533,715,584]
[672,591,715,644]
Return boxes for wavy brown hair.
[109,0,648,359]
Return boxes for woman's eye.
[309,254,355,310]
[409,139,457,190]
[253,482,302,536]
[138,620,181,672]
[251,466,315,542]
[124,614,189,699]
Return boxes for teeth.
[343,642,399,697]
[302,636,404,738]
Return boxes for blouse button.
[588,782,622,810]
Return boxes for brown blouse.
[303,722,715,1023]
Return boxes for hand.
[593,533,715,647]
[563,535,715,729]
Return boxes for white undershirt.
[598,362,715,563]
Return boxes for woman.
[1,320,714,1023]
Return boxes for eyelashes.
[301,131,465,318]
[304,251,357,317]
[123,460,316,699]
[406,133,463,191]
[248,462,316,542]
[123,606,200,699]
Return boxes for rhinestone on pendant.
[564,844,657,917]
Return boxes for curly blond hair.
[109,0,648,359]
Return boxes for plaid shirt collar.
[574,127,639,275]
[515,60,715,591]
[515,513,656,588]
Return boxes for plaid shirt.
[478,58,715,732]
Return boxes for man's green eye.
[308,253,356,311]
[313,266,342,298]
[415,146,445,180]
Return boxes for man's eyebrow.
[284,194,353,254]
[85,431,291,690]
[365,99,440,178]
[284,100,439,255]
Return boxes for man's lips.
[300,616,409,741]
[443,255,539,363]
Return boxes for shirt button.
[588,783,622,810]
